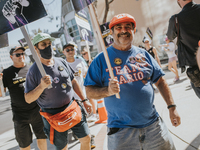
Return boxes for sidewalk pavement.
[1,69,200,150]
[95,75,200,150]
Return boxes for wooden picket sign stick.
[85,40,92,62]
[88,4,120,99]
[20,26,52,88]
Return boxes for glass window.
[75,36,81,41]
[73,31,77,37]
[66,2,73,12]
[73,25,78,30]
[62,2,73,16]
[70,33,74,37]
[71,19,76,25]
[68,27,73,33]
[66,21,72,27]
[75,31,79,36]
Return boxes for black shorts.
[14,110,47,148]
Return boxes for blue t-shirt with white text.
[84,45,165,128]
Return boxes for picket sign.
[20,26,52,88]
[85,40,92,62]
[61,16,69,43]
[88,4,120,99]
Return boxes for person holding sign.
[81,47,93,66]
[84,13,181,150]
[63,43,97,122]
[63,42,96,149]
[2,46,47,150]
[24,33,92,150]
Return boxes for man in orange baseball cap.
[84,13,180,150]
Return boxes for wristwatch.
[167,104,176,109]
[82,99,89,102]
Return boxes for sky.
[8,0,61,46]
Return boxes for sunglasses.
[82,52,87,56]
[65,48,74,52]
[12,53,25,57]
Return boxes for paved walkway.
[1,69,200,150]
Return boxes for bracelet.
[167,104,176,109]
[82,99,89,102]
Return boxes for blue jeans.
[107,117,175,150]
[191,82,200,98]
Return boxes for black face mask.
[38,45,52,59]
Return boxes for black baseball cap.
[63,42,77,51]
[10,46,25,55]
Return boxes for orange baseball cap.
[109,13,136,29]
[198,40,200,47]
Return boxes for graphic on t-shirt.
[13,72,24,84]
[74,67,81,77]
[114,58,122,65]
[128,53,151,84]
[58,66,64,71]
[53,77,60,84]
[61,83,67,89]
[15,72,18,78]
[106,53,152,85]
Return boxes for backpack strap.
[50,126,54,144]
[174,14,180,45]
[40,109,55,144]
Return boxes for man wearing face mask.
[24,33,92,150]
[166,0,200,98]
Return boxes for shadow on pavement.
[8,138,54,150]
[185,85,192,91]
[185,134,200,150]
[168,77,188,86]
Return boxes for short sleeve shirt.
[25,57,75,108]
[84,46,165,128]
[2,65,38,112]
[166,42,176,58]
[67,57,88,100]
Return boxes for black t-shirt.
[2,65,38,113]
[167,2,200,67]
[146,47,155,59]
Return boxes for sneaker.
[173,77,179,82]
[91,135,96,149]
[87,114,98,122]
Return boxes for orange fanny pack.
[40,100,82,144]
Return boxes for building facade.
[95,0,199,59]
[0,47,13,71]
[61,0,98,58]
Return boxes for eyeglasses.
[12,53,25,57]
[65,48,74,52]
[82,52,87,56]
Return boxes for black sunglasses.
[65,48,74,52]
[13,53,25,57]
[82,52,87,56]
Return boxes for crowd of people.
[0,0,199,150]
